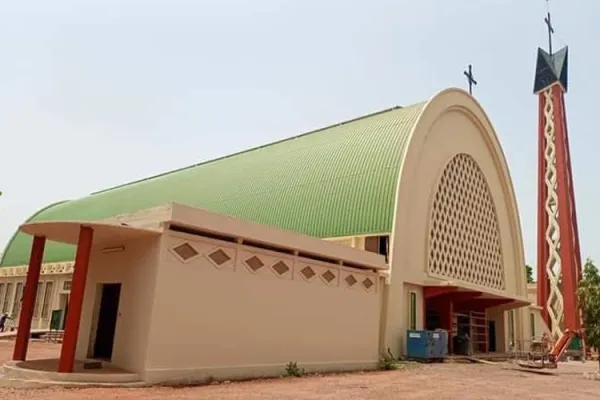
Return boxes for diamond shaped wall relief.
[321,270,336,284]
[207,249,231,266]
[345,274,357,287]
[245,256,265,272]
[300,266,316,280]
[172,243,199,261]
[272,261,290,276]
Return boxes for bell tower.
[534,5,582,339]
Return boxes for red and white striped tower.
[535,9,582,339]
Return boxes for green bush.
[284,361,305,377]
[379,348,398,370]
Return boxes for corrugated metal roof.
[1,102,425,267]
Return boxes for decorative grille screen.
[427,154,505,290]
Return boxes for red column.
[560,99,583,283]
[13,236,46,361]
[552,85,580,331]
[58,226,93,373]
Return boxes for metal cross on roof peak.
[464,64,477,96]
[545,0,555,55]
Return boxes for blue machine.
[406,329,448,360]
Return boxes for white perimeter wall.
[143,231,383,383]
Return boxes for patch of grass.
[379,348,398,370]
[285,361,305,377]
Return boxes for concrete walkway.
[0,329,53,340]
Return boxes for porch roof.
[19,221,161,248]
[18,202,389,272]
[421,280,532,310]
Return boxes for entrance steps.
[1,360,146,388]
[40,330,64,343]
[0,329,50,340]
[0,372,147,389]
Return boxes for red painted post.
[552,85,580,331]
[58,226,93,373]
[13,236,46,361]
[560,99,584,283]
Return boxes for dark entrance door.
[93,283,121,360]
[488,320,496,352]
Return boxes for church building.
[0,88,533,384]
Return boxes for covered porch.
[423,283,530,355]
[9,220,159,374]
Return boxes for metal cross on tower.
[534,2,582,341]
[544,1,555,55]
[463,64,477,95]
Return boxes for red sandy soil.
[1,340,598,399]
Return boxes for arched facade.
[384,88,530,355]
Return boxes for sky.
[0,0,599,269]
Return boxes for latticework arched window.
[427,154,505,290]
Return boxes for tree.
[526,264,534,284]
[578,258,600,370]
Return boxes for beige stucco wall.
[143,230,383,383]
[487,308,507,352]
[324,235,370,251]
[32,274,71,330]
[529,307,549,339]
[0,272,72,331]
[0,276,24,318]
[527,283,537,303]
[526,284,551,339]
[385,88,531,355]
[74,236,160,374]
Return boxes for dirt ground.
[1,340,598,400]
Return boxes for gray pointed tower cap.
[534,46,568,94]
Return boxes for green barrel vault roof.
[1,102,425,267]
